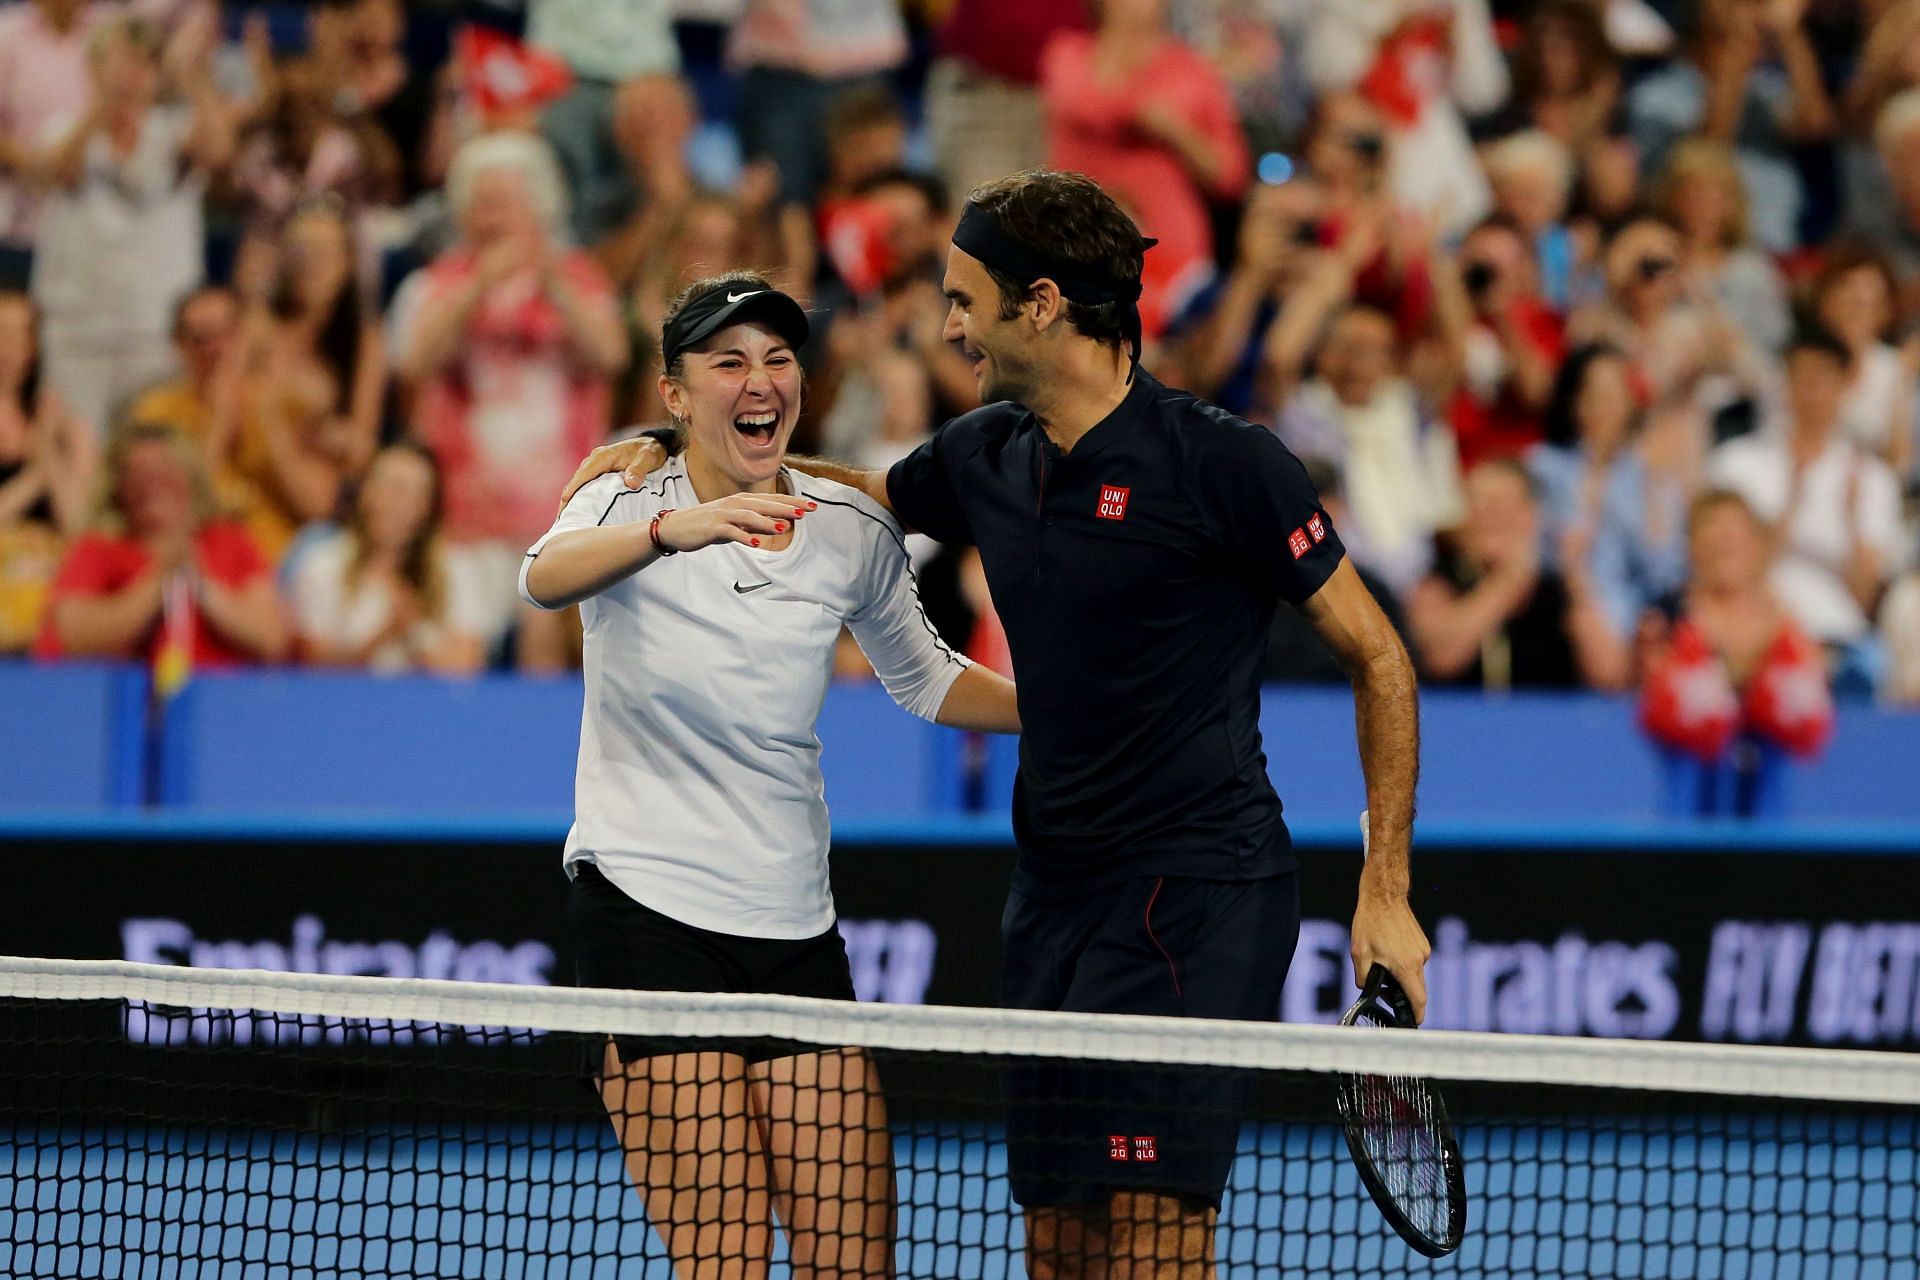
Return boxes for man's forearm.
[785,455,894,516]
[1352,639,1419,895]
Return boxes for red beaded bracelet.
[649,509,678,556]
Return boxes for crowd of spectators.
[3,0,1920,749]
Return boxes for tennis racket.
[1335,963,1468,1257]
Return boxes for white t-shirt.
[1707,433,1909,643]
[520,460,971,938]
[291,531,491,673]
[30,104,205,338]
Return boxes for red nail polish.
[775,522,786,532]
[751,538,761,547]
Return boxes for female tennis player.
[521,271,1018,1279]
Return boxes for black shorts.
[1000,873,1300,1210]
[569,862,857,1071]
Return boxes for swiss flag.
[456,26,574,120]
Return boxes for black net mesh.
[2,979,1917,1279]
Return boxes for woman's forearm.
[198,577,289,660]
[522,524,661,609]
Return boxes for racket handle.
[1364,964,1418,1028]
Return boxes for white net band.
[4,954,1916,1107]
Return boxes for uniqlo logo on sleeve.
[1096,484,1131,521]
[1307,513,1326,543]
[1133,1136,1158,1162]
[1288,528,1312,559]
[1108,1135,1131,1161]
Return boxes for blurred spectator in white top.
[1652,138,1791,357]
[1625,0,1834,254]
[0,0,102,289]
[1271,291,1463,599]
[527,0,680,247]
[1807,245,1917,482]
[26,13,236,439]
[292,441,485,675]
[1303,0,1508,240]
[398,132,624,670]
[1708,328,1908,661]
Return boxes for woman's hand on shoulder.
[558,436,670,513]
[656,493,817,553]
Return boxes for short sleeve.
[1196,427,1347,604]
[198,523,270,588]
[886,426,974,545]
[518,474,655,608]
[846,515,972,721]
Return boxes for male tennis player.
[560,170,1427,1279]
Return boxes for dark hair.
[0,289,42,419]
[822,84,904,146]
[1783,324,1852,366]
[1605,207,1684,247]
[1465,211,1530,245]
[853,166,950,214]
[965,171,1144,350]
[1512,0,1616,105]
[272,204,366,418]
[348,440,448,619]
[1468,454,1538,501]
[1541,342,1627,448]
[1810,244,1902,342]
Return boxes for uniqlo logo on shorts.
[1307,513,1326,543]
[1108,1134,1131,1161]
[1288,528,1312,559]
[1096,484,1131,521]
[1133,1136,1158,1163]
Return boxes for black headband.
[952,202,1157,371]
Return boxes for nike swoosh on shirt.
[733,580,773,594]
[726,290,762,303]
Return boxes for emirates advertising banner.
[3,835,1917,1053]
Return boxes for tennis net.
[2,956,1915,1279]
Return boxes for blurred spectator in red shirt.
[0,0,102,289]
[291,441,486,674]
[1440,213,1566,469]
[1653,138,1790,358]
[1040,0,1250,335]
[35,420,286,666]
[398,132,624,670]
[1410,456,1623,689]
[0,288,94,651]
[925,0,1087,203]
[1640,488,1833,772]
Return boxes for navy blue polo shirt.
[887,370,1347,896]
